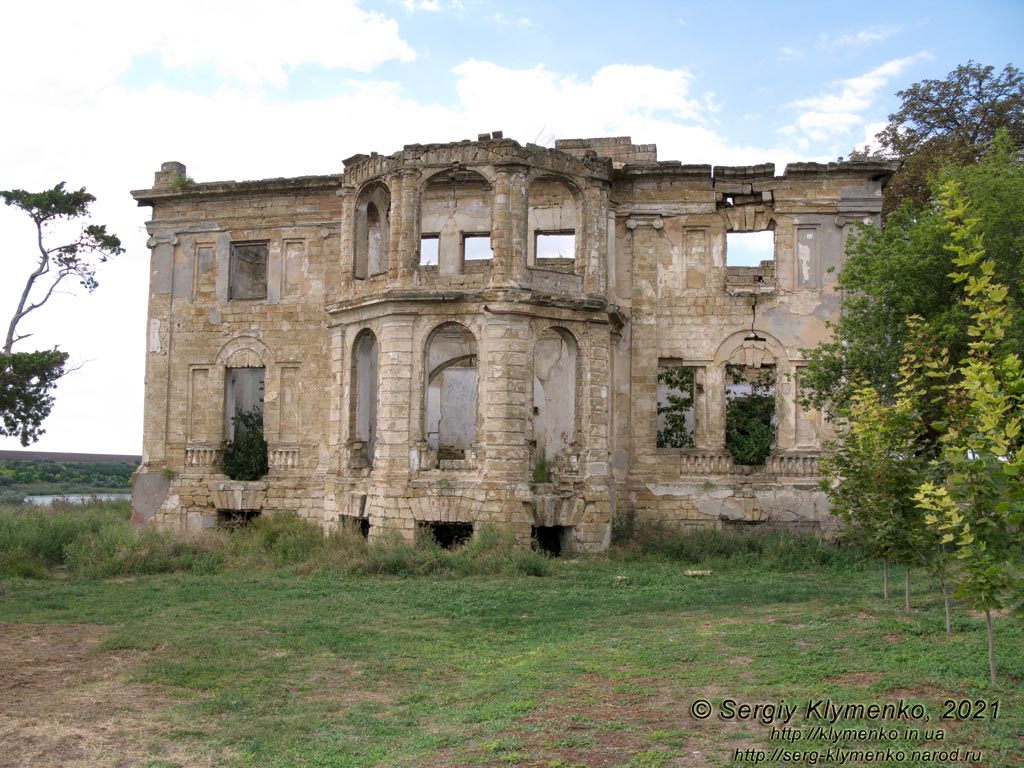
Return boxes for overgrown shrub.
[222,407,268,481]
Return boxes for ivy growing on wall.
[223,407,268,481]
[725,364,776,465]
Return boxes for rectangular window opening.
[726,231,774,268]
[656,362,696,449]
[463,233,493,261]
[229,241,268,300]
[535,231,576,260]
[419,235,439,266]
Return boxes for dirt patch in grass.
[449,675,762,768]
[0,623,205,768]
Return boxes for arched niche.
[354,182,391,279]
[351,329,379,466]
[424,322,478,458]
[528,175,581,272]
[419,169,493,275]
[533,327,579,463]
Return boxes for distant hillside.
[0,450,140,464]
[0,452,140,497]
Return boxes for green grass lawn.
[0,507,1021,767]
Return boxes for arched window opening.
[355,184,390,279]
[424,323,478,461]
[532,328,578,479]
[352,331,379,467]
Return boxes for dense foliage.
[725,365,776,466]
[876,62,1024,214]
[802,132,1024,416]
[0,350,68,445]
[222,407,269,481]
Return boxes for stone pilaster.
[374,313,416,482]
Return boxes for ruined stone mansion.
[130,134,898,551]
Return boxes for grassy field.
[0,502,1021,768]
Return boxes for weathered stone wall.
[131,141,897,548]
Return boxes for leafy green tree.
[822,319,956,621]
[802,131,1024,417]
[1,183,122,444]
[914,181,1024,683]
[876,62,1024,214]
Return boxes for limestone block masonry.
[130,137,898,550]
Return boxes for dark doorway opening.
[532,525,570,556]
[340,515,370,538]
[423,522,473,549]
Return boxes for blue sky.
[1,0,1021,454]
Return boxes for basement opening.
[422,521,473,549]
[532,525,570,556]
[340,515,370,538]
[216,509,261,529]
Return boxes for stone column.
[336,186,356,298]
[490,163,529,287]
[582,182,609,295]
[386,172,404,284]
[396,168,420,286]
[702,364,727,451]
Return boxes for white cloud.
[403,0,441,12]
[788,54,931,143]
[778,46,804,62]
[822,25,901,49]
[492,12,532,27]
[0,0,415,96]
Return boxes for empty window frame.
[419,234,440,266]
[656,363,696,449]
[225,367,265,442]
[229,242,268,300]
[463,233,493,261]
[724,363,776,465]
[725,231,774,267]
[535,231,576,260]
